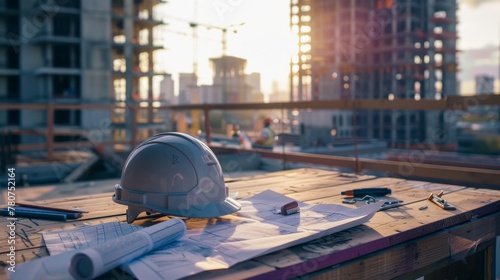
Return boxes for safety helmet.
[113,132,241,223]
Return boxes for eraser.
[280,201,299,215]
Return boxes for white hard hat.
[113,132,241,223]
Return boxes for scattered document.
[44,221,143,255]
[11,219,185,280]
[126,190,382,279]
[69,218,186,279]
[35,190,381,280]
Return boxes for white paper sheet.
[12,219,185,280]
[126,190,382,280]
[69,218,186,280]
[43,221,143,255]
[37,190,382,280]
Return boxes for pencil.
[0,209,67,221]
[12,206,83,219]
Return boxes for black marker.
[341,188,392,197]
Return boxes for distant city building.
[177,55,258,104]
[178,73,197,104]
[475,75,494,95]
[268,92,289,102]
[291,0,458,148]
[159,75,176,104]
[0,0,169,148]
[198,85,221,103]
[176,56,260,132]
[458,74,499,155]
[210,55,250,103]
[459,46,499,94]
[268,80,289,102]
[470,74,498,119]
[246,72,261,95]
[245,72,263,103]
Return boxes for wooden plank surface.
[244,186,500,279]
[0,168,499,280]
[309,214,500,280]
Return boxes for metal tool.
[342,195,376,204]
[428,190,456,210]
[366,199,404,211]
[380,200,404,210]
[342,195,403,211]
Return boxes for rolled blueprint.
[69,218,186,280]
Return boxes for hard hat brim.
[113,191,241,219]
[179,196,241,218]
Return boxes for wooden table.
[1,168,499,279]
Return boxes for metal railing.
[1,93,500,186]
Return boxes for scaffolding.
[290,0,459,147]
[0,0,170,153]
[1,95,500,186]
[111,0,169,143]
[290,0,312,102]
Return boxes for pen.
[0,209,67,221]
[341,188,392,197]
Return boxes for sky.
[458,0,500,50]
[158,0,500,96]
[455,0,500,94]
[157,0,293,95]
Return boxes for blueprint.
[125,190,382,280]
[35,190,381,280]
[12,219,186,280]
[69,218,186,279]
[43,221,143,255]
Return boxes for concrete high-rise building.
[0,0,22,136]
[291,0,458,147]
[111,0,168,142]
[0,0,168,149]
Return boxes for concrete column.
[124,0,134,144]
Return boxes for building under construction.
[0,0,168,155]
[290,0,458,147]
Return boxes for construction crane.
[190,0,200,135]
[190,0,199,83]
[187,20,244,132]
[160,13,244,69]
[161,12,244,132]
[188,21,245,57]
